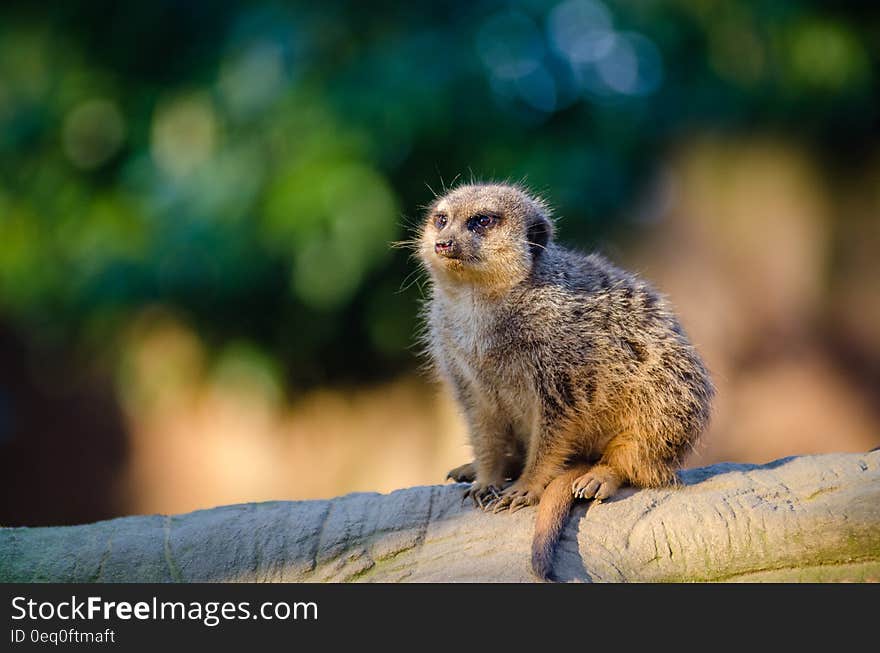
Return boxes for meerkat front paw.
[486,481,542,514]
[572,465,621,501]
[446,461,477,483]
[463,482,503,509]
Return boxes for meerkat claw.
[491,497,511,513]
[509,499,528,513]
[464,483,503,510]
[479,487,498,509]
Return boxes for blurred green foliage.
[0,0,877,387]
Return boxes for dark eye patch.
[433,213,447,230]
[466,213,500,233]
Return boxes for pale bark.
[2,451,878,582]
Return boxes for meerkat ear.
[527,213,553,257]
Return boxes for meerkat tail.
[531,463,594,582]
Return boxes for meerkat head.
[417,183,554,292]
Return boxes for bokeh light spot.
[594,32,664,97]
[265,161,399,310]
[547,0,614,64]
[212,340,284,410]
[788,20,868,90]
[62,99,126,170]
[151,93,219,178]
[218,40,286,120]
[477,10,545,80]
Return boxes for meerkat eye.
[467,214,497,232]
[434,213,447,230]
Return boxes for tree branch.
[2,451,878,582]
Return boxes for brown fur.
[411,182,714,581]
[531,462,592,580]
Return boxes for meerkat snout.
[434,239,456,257]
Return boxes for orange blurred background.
[1,2,878,526]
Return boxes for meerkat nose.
[435,240,453,254]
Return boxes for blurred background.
[1,0,878,527]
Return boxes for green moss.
[725,560,880,582]
[676,536,879,583]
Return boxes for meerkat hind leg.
[571,464,621,501]
[573,432,674,501]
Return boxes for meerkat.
[412,182,714,581]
